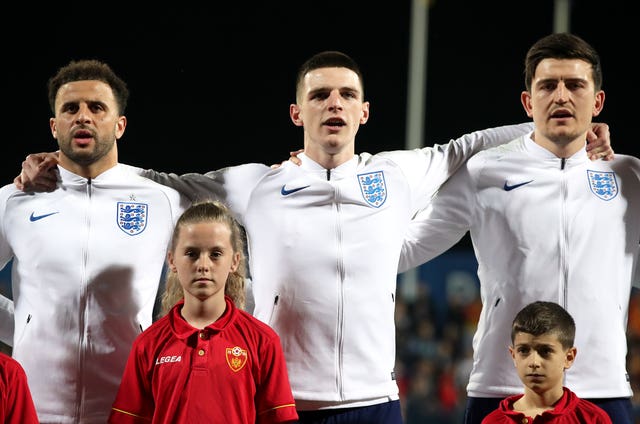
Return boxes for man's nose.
[327,91,343,111]
[75,104,93,123]
[554,83,568,103]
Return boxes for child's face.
[509,331,576,394]
[168,221,240,303]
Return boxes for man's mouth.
[550,110,573,119]
[72,129,94,139]
[323,118,346,127]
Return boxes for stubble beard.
[58,131,116,166]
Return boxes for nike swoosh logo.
[29,211,59,222]
[503,180,533,191]
[281,185,310,196]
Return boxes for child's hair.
[511,301,576,349]
[160,200,246,315]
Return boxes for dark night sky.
[4,2,633,185]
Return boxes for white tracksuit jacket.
[0,164,185,424]
[139,123,533,409]
[401,133,640,399]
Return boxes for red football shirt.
[109,297,298,424]
[481,387,612,423]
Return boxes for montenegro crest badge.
[117,202,148,235]
[587,170,618,201]
[358,171,387,208]
[226,346,248,372]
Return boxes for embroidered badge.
[117,202,148,235]
[358,171,387,208]
[587,170,618,201]
[226,346,248,372]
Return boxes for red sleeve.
[0,354,39,424]
[254,332,298,424]
[108,339,155,424]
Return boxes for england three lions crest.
[358,171,387,208]
[118,202,148,235]
[587,170,618,201]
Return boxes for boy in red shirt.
[109,200,298,424]
[482,301,611,423]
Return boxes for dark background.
[4,1,633,184]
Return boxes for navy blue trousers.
[296,400,403,424]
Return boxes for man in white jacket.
[400,33,639,424]
[0,60,186,423]
[15,51,612,424]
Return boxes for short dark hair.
[295,51,364,102]
[47,59,129,116]
[511,301,576,349]
[524,32,602,92]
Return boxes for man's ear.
[290,104,303,127]
[592,90,605,117]
[360,101,370,124]
[520,91,533,118]
[115,116,127,140]
[50,117,57,138]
